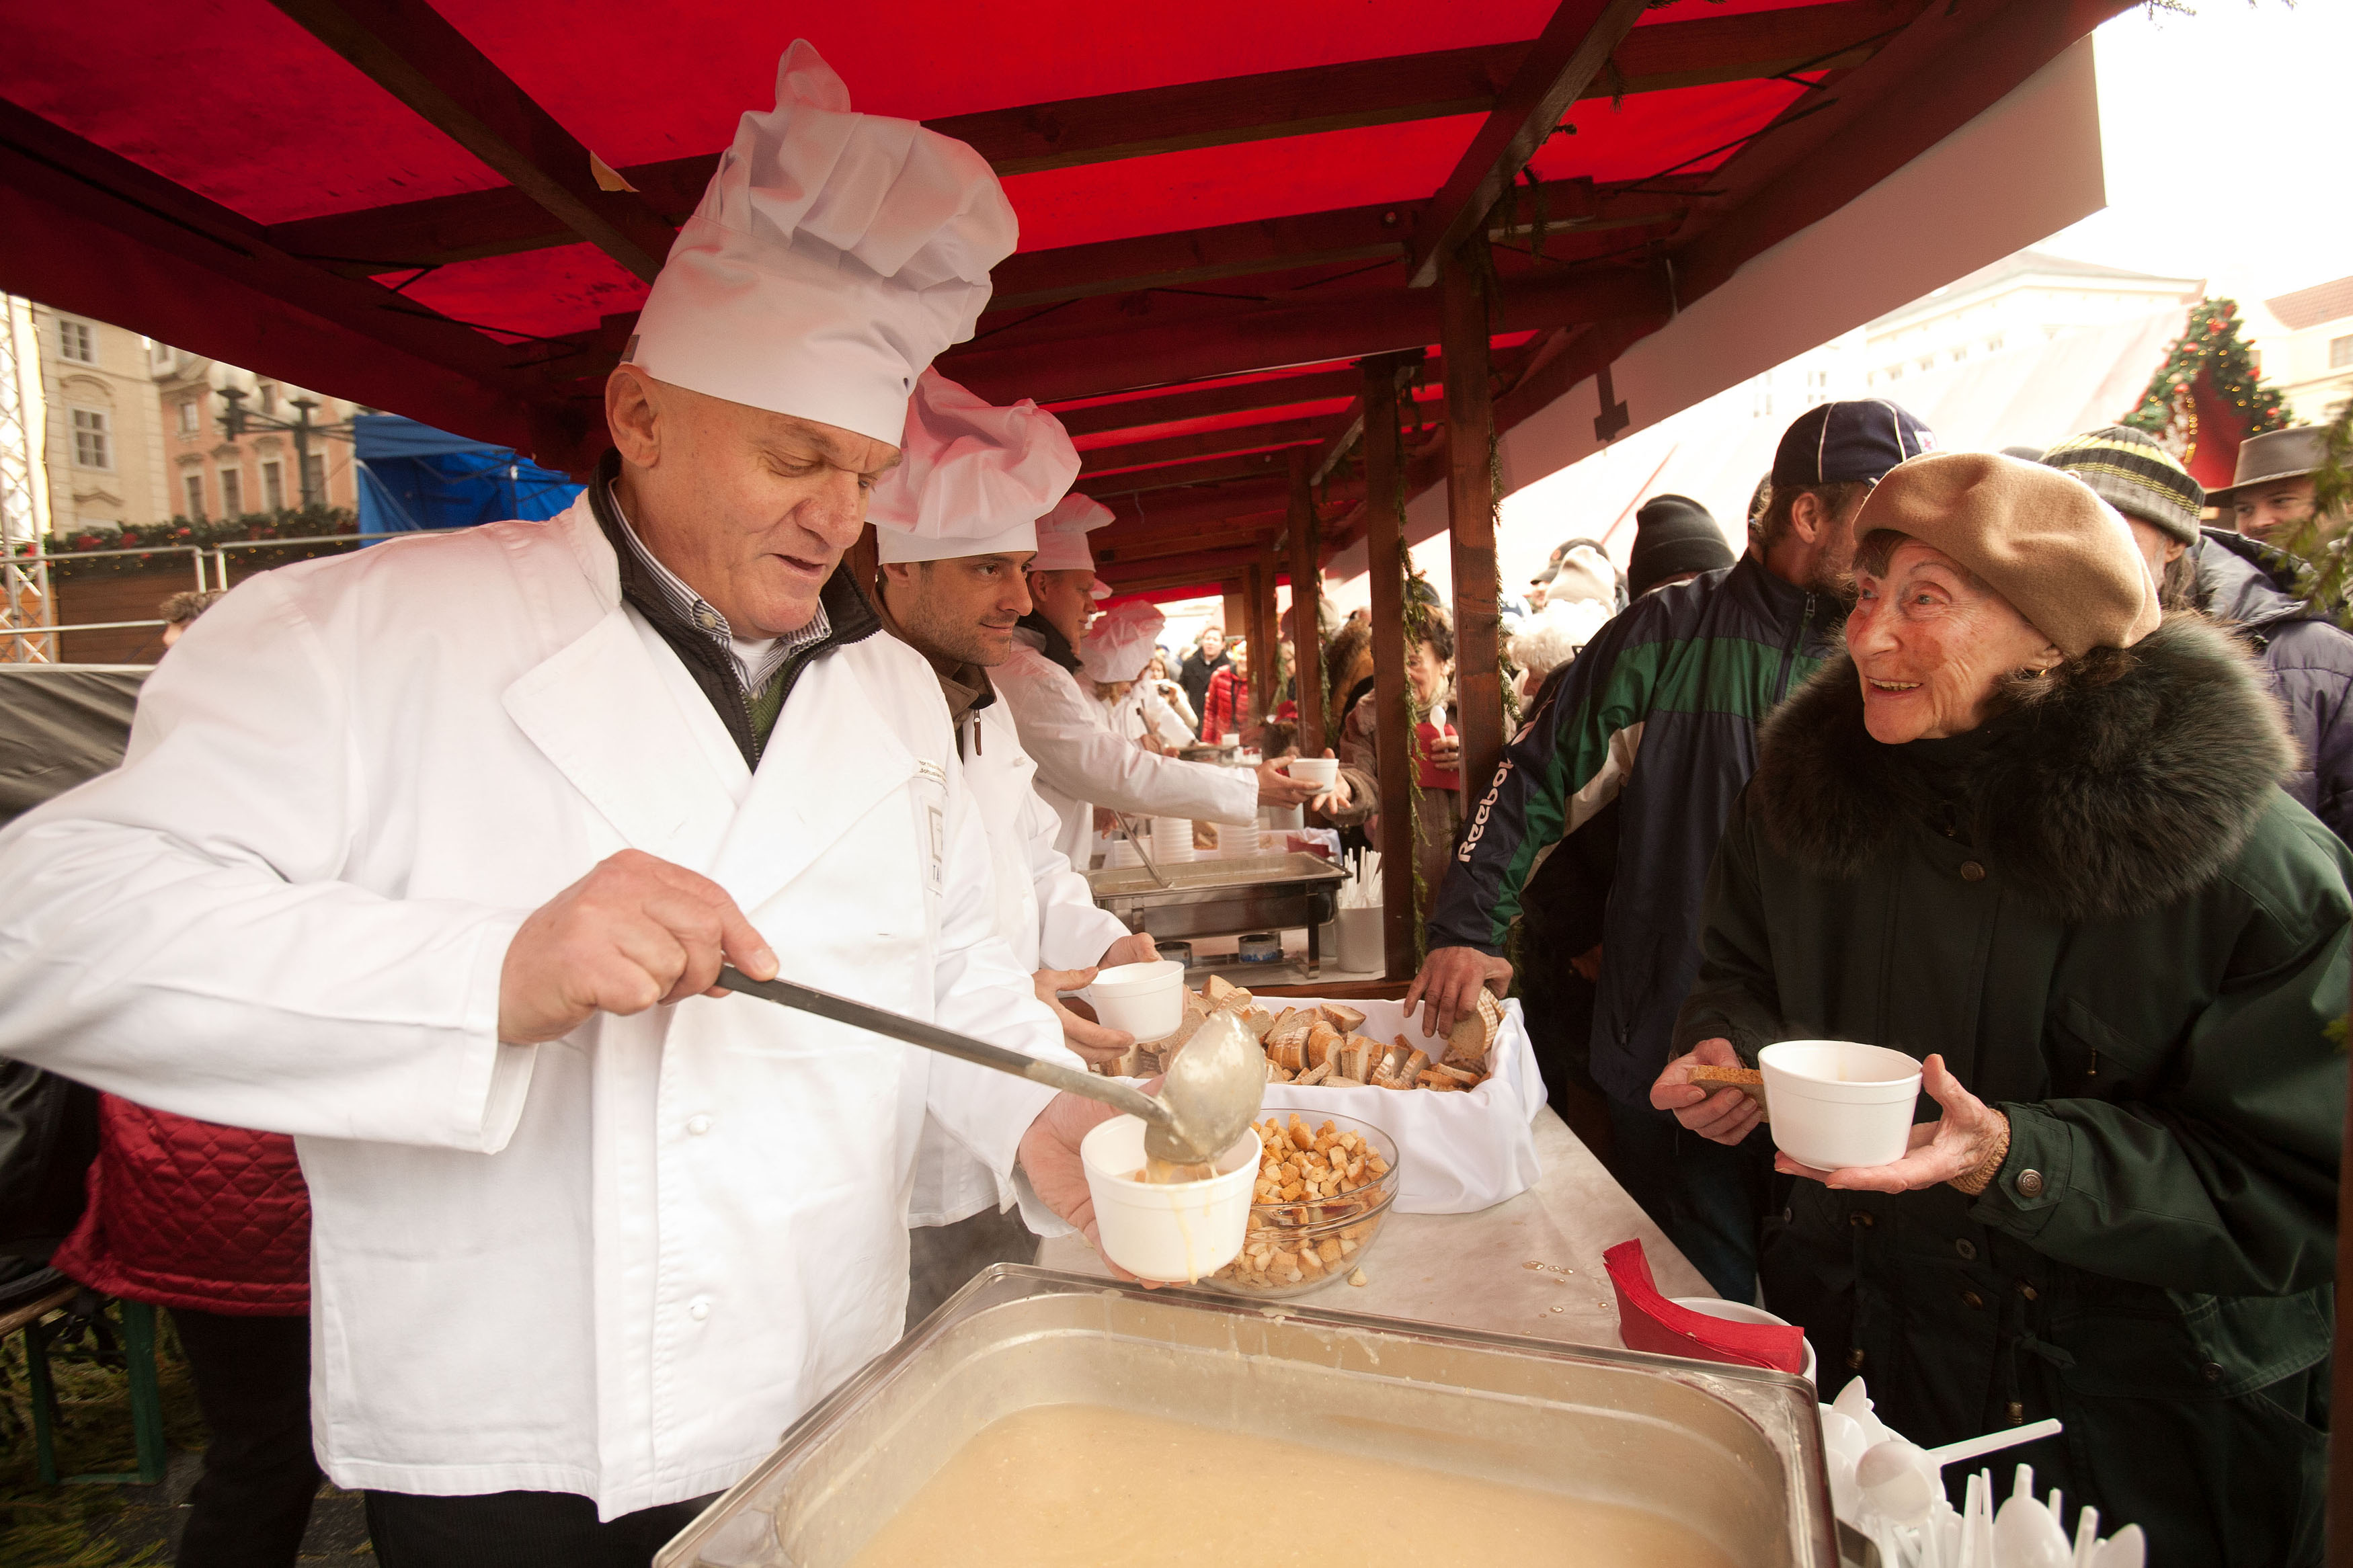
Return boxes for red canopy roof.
[3,0,2126,592]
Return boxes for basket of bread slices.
[1099,977,1547,1214]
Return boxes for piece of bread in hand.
[1440,989,1505,1073]
[1687,1063,1768,1116]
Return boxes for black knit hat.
[2040,425,2204,544]
[1628,494,1733,598]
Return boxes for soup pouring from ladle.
[714,969,1265,1167]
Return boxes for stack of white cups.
[1150,815,1195,864]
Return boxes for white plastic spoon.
[1857,1438,1941,1527]
[2088,1524,2145,1568]
[2070,1506,2101,1568]
[1993,1491,2073,1567]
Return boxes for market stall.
[1,4,2222,1565]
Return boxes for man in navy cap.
[1408,400,1933,1301]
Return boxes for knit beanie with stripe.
[2039,425,2204,544]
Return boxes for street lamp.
[217,386,356,509]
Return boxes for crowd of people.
[1407,399,2346,1566]
[0,34,2343,1568]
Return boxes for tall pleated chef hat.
[626,40,1018,446]
[1032,493,1116,597]
[869,372,1080,563]
[1081,599,1166,684]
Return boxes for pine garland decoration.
[2120,298,2292,442]
[17,507,361,581]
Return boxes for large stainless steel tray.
[1088,852,1345,973]
[655,1264,1837,1568]
[1084,850,1343,902]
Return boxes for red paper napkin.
[1604,1239,1806,1374]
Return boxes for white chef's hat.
[1081,600,1166,684]
[1031,492,1113,576]
[627,40,1017,446]
[869,372,1079,564]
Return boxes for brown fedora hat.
[2212,425,2330,504]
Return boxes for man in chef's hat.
[0,42,1119,1563]
[994,499,1323,864]
[867,370,1159,1319]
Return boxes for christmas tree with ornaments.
[2120,298,2292,492]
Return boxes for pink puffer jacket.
[52,1094,310,1315]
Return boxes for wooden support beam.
[1287,450,1328,759]
[1051,369,1364,439]
[1103,550,1277,597]
[1441,242,1506,825]
[1408,0,1653,288]
[1078,450,1304,498]
[1248,554,1281,733]
[1096,517,1281,566]
[0,99,545,448]
[992,202,1414,311]
[1079,415,1332,476]
[1359,354,1419,979]
[944,267,1665,407]
[264,0,678,282]
[266,3,1909,274]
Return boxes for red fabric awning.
[3,0,2130,592]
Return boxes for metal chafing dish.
[655,1266,1837,1568]
[1086,851,1345,977]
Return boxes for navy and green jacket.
[1430,554,1842,1106]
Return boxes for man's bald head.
[604,366,901,638]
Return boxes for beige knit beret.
[1851,452,2161,657]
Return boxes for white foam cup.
[1285,756,1339,788]
[1669,1296,1818,1383]
[1080,1116,1261,1282]
[1086,959,1186,1042]
[1758,1040,1923,1171]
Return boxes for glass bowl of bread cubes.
[1205,1110,1400,1298]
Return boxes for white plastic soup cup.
[1079,1116,1260,1282]
[1757,1040,1923,1171]
[1086,959,1186,1042]
[1285,756,1340,788]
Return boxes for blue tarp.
[354,413,582,535]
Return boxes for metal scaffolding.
[0,294,54,662]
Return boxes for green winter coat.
[1675,615,2347,1568]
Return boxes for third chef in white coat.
[992,498,1323,865]
[0,42,1120,1568]
[863,371,1154,1313]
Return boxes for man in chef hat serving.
[0,42,1119,1566]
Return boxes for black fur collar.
[1749,614,2292,921]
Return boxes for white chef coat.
[908,692,1130,1228]
[0,495,1078,1517]
[1097,681,1194,750]
[992,632,1257,864]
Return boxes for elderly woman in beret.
[1652,454,2347,1565]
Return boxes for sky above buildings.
[2041,3,2350,304]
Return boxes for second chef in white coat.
[0,42,1117,1565]
[992,498,1323,865]
[865,372,1153,1309]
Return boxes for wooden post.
[1287,449,1325,757]
[1442,237,1504,823]
[1254,544,1283,731]
[1218,577,1246,743]
[1361,351,1420,980]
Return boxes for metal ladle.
[715,969,1265,1165]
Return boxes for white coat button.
[688,1298,711,1321]
[686,1115,712,1136]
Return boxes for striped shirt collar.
[604,480,829,694]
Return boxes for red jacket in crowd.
[52,1095,311,1315]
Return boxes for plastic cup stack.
[1150,815,1195,864]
